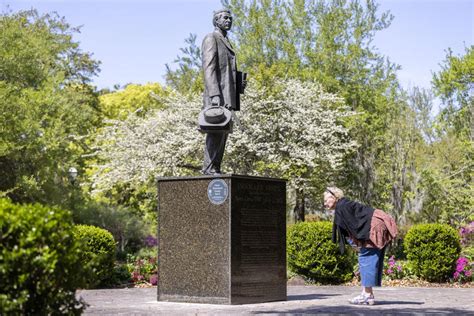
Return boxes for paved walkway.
[78,285,474,315]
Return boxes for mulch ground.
[347,277,474,288]
[381,279,474,288]
[129,277,474,289]
[286,275,474,288]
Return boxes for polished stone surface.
[157,175,286,304]
[158,177,230,304]
[230,177,287,304]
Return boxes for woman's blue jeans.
[359,247,386,287]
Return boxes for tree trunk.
[120,232,125,252]
[293,188,305,222]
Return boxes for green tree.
[432,46,473,141]
[92,83,173,222]
[99,83,169,120]
[222,0,400,210]
[375,87,433,225]
[416,46,474,226]
[380,47,474,227]
[412,131,473,226]
[0,9,100,207]
[375,84,472,227]
[165,33,204,95]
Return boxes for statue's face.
[215,12,233,31]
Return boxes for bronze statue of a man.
[200,9,245,175]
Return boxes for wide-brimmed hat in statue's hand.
[198,105,232,133]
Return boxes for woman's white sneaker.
[348,293,375,305]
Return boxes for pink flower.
[457,257,469,266]
[150,274,158,285]
[388,256,396,267]
[465,270,472,277]
[453,271,460,279]
[396,265,402,272]
[387,268,393,274]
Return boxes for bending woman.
[323,186,398,305]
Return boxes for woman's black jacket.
[332,197,374,254]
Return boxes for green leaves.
[0,9,101,206]
[404,223,461,282]
[0,10,98,87]
[74,224,116,288]
[0,199,86,314]
[287,221,356,283]
[99,83,169,120]
[165,34,204,95]
[222,0,401,206]
[432,46,473,140]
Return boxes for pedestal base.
[157,174,287,304]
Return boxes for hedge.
[0,199,86,314]
[74,224,116,288]
[404,223,461,282]
[287,221,356,284]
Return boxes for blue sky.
[2,0,473,91]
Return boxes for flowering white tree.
[90,93,203,193]
[227,80,357,221]
[91,79,357,220]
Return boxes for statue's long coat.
[202,28,239,110]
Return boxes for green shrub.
[74,224,116,288]
[404,223,461,282]
[287,221,356,284]
[74,202,151,256]
[462,246,474,261]
[0,199,86,314]
[111,263,132,285]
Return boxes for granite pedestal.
[157,175,287,305]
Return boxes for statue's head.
[213,9,233,31]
